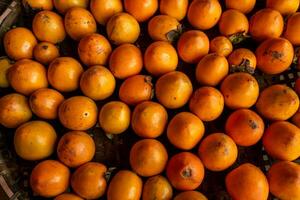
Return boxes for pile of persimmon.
[1,0,300,199]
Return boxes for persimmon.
[226,163,269,200]
[189,87,224,121]
[249,8,284,41]
[33,42,60,65]
[263,121,300,161]
[124,0,158,22]
[167,112,205,150]
[130,139,168,177]
[106,12,140,45]
[0,57,12,88]
[142,175,173,200]
[78,33,112,66]
[144,41,178,76]
[107,170,143,200]
[22,0,53,10]
[292,109,300,128]
[0,93,32,128]
[219,9,249,37]
[266,0,299,15]
[196,53,229,86]
[156,71,192,109]
[48,57,83,92]
[174,191,208,200]
[54,193,83,200]
[99,101,131,134]
[221,72,259,109]
[131,101,168,138]
[29,88,64,120]
[58,96,98,131]
[8,59,48,95]
[53,0,89,14]
[14,121,57,161]
[284,12,300,46]
[80,65,116,100]
[228,48,257,71]
[32,11,66,44]
[119,75,153,105]
[159,0,188,21]
[268,161,300,200]
[187,0,222,30]
[30,160,70,198]
[4,27,37,60]
[64,7,97,41]
[57,131,95,167]
[90,0,123,25]
[225,109,264,147]
[225,0,256,14]
[210,36,233,57]
[109,44,143,79]
[71,162,107,199]
[148,15,180,42]
[256,38,294,74]
[177,30,209,64]
[166,152,204,191]
[256,84,299,120]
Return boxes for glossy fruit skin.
[109,44,143,79]
[249,8,284,41]
[167,112,205,150]
[30,160,70,198]
[99,101,131,134]
[196,53,229,86]
[284,12,300,46]
[210,36,233,57]
[23,0,53,10]
[174,191,208,200]
[80,65,116,100]
[119,75,153,105]
[53,0,89,14]
[148,15,180,42]
[124,0,158,22]
[256,84,299,121]
[90,0,123,25]
[131,101,168,138]
[0,58,12,88]
[219,9,249,37]
[130,139,168,177]
[78,33,112,66]
[198,133,238,171]
[8,59,48,95]
[58,96,98,131]
[187,0,222,30]
[64,7,97,41]
[106,12,140,45]
[4,27,37,60]
[57,131,95,168]
[33,42,60,65]
[29,88,64,120]
[221,72,259,109]
[266,0,299,15]
[225,0,256,14]
[268,161,300,200]
[292,110,300,128]
[189,87,224,121]
[32,11,66,44]
[0,93,32,128]
[48,57,83,92]
[142,175,173,200]
[177,30,209,64]
[54,193,84,200]
[14,121,57,161]
[225,109,265,147]
[263,121,300,161]
[71,162,107,199]
[228,48,256,70]
[145,41,178,76]
[107,170,143,200]
[225,163,269,200]
[256,38,294,75]
[159,0,188,21]
[166,152,205,191]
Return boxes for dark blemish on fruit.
[42,45,48,50]
[248,119,257,129]
[181,167,192,178]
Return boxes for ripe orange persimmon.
[54,193,83,200]
[90,0,123,25]
[266,0,299,15]
[33,42,60,65]
[159,0,188,21]
[53,0,89,14]
[284,12,300,46]
[228,48,257,71]
[142,175,173,200]
[23,0,53,10]
[210,36,233,57]
[174,191,208,200]
[124,0,158,22]
[225,0,256,14]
